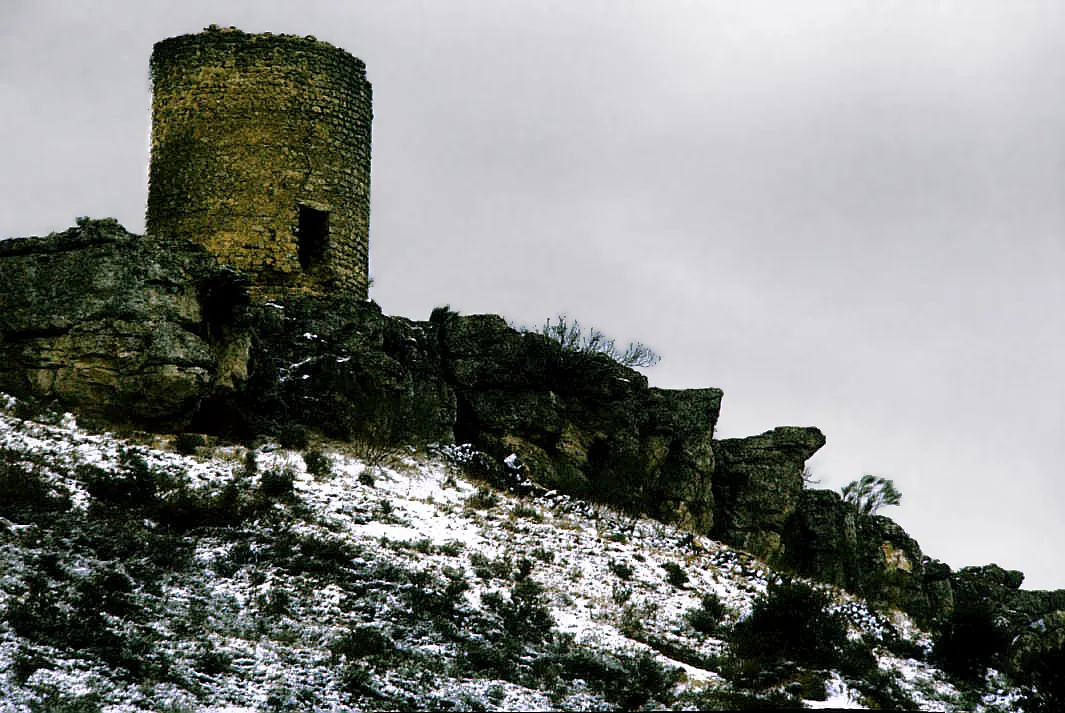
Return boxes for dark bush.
[0,450,71,518]
[470,552,511,581]
[466,486,499,510]
[174,433,206,455]
[331,626,396,663]
[12,397,63,425]
[302,449,332,478]
[530,546,555,563]
[662,561,689,588]
[80,460,158,509]
[278,424,309,450]
[270,531,360,578]
[405,569,471,629]
[677,687,804,710]
[152,478,247,532]
[483,578,555,645]
[193,644,232,675]
[538,314,661,368]
[932,599,1011,680]
[609,560,634,580]
[730,578,848,671]
[259,467,295,498]
[849,667,918,710]
[11,644,49,684]
[687,593,727,636]
[243,449,259,477]
[510,502,543,522]
[544,647,680,710]
[1018,641,1065,713]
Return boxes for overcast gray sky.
[2,0,1063,589]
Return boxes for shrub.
[152,477,247,532]
[850,667,918,710]
[539,314,661,368]
[330,626,396,663]
[545,647,680,710]
[278,424,309,450]
[611,650,681,709]
[352,438,403,472]
[608,560,634,580]
[530,546,555,563]
[730,578,848,671]
[483,577,555,645]
[470,552,512,581]
[259,466,295,498]
[662,561,689,588]
[1018,640,1065,713]
[0,450,71,518]
[619,599,660,638]
[173,433,206,456]
[242,450,259,477]
[270,531,360,578]
[405,569,471,627]
[687,593,727,636]
[11,644,49,684]
[192,644,232,675]
[510,502,543,522]
[840,474,901,515]
[466,486,499,510]
[302,449,332,478]
[677,687,804,710]
[80,451,160,509]
[932,599,1010,681]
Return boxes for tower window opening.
[297,205,329,271]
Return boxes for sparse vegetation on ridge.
[537,313,661,368]
[0,396,1043,711]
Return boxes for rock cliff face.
[2,219,1063,663]
[0,220,249,427]
[713,427,825,560]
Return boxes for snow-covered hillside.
[0,397,1026,711]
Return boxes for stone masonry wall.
[147,26,372,299]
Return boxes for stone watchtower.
[146,26,372,298]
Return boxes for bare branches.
[539,315,661,369]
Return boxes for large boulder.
[0,219,248,427]
[218,296,456,444]
[780,488,858,587]
[711,426,825,560]
[636,387,721,532]
[781,488,954,625]
[434,312,720,529]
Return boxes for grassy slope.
[0,397,1025,711]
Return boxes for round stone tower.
[146,26,372,298]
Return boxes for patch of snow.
[806,672,866,709]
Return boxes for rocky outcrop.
[711,427,825,560]
[0,223,736,538]
[0,219,249,427]
[211,304,722,533]
[10,219,1063,644]
[435,311,721,531]
[780,489,955,626]
[211,296,456,445]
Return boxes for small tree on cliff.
[841,474,902,516]
[540,314,660,368]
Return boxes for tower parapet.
[147,26,372,298]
